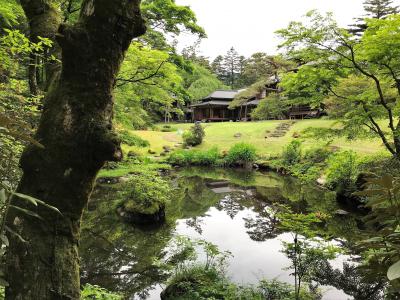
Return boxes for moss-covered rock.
[118,172,170,225]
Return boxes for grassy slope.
[132,120,386,158]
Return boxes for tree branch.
[348,46,395,132]
[115,61,166,88]
[361,103,395,155]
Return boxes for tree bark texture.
[6,1,145,299]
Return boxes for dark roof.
[190,100,231,107]
[204,90,240,100]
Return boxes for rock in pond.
[117,204,166,226]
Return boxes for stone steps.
[267,121,296,138]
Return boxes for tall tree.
[223,47,242,88]
[211,55,225,81]
[350,0,399,34]
[6,1,146,299]
[277,12,400,158]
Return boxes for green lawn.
[132,120,387,158]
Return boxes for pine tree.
[222,47,243,88]
[350,0,399,34]
[211,55,225,82]
[364,0,399,18]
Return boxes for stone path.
[268,121,296,138]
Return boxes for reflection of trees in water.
[185,217,204,234]
[244,204,283,241]
[215,192,247,219]
[82,170,371,299]
[178,177,221,219]
[314,261,386,300]
[81,185,174,299]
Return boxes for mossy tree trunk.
[6,0,145,299]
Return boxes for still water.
[81,167,361,299]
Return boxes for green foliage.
[278,207,337,299]
[121,172,171,215]
[212,47,245,88]
[276,11,400,158]
[280,65,339,108]
[169,143,257,168]
[325,151,359,189]
[0,0,24,28]
[141,0,205,38]
[81,284,122,300]
[282,140,302,167]
[224,143,257,166]
[230,79,270,108]
[115,42,186,128]
[354,175,400,284]
[303,146,332,164]
[168,147,220,167]
[183,123,205,147]
[157,124,178,132]
[241,53,295,87]
[251,94,289,120]
[118,130,149,147]
[185,63,227,101]
[164,236,319,300]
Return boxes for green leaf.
[13,192,38,206]
[9,205,43,220]
[388,260,400,281]
[13,193,62,215]
[5,226,26,243]
[35,200,62,216]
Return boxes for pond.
[80,167,364,299]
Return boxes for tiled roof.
[190,100,231,107]
[204,90,240,100]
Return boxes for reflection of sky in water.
[143,205,351,300]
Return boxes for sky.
[175,0,399,59]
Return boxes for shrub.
[224,143,257,167]
[118,130,149,147]
[304,146,332,164]
[325,151,359,189]
[168,147,220,166]
[160,124,178,132]
[81,284,122,300]
[282,140,302,166]
[183,122,205,147]
[121,173,170,215]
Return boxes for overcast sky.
[175,0,399,59]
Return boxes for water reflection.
[81,167,364,299]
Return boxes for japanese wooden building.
[190,77,322,122]
[191,90,242,122]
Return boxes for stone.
[118,205,166,226]
[335,209,349,216]
[96,177,120,184]
[162,145,172,152]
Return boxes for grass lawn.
[131,120,387,158]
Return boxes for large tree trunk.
[6,1,145,299]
